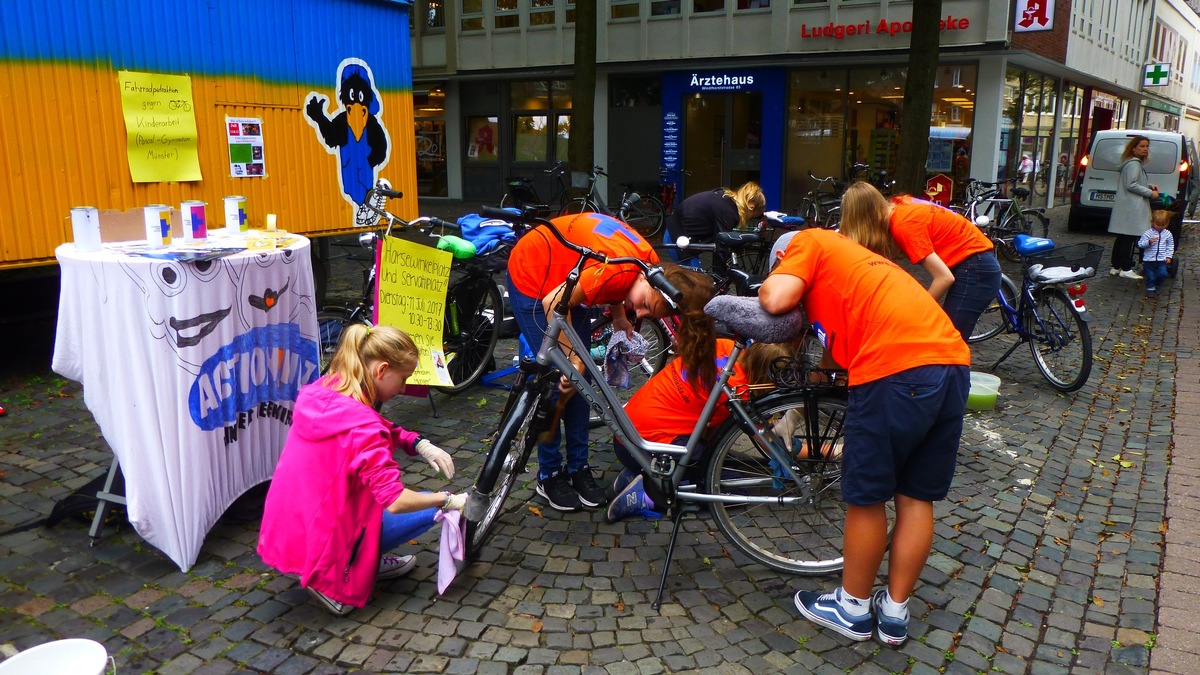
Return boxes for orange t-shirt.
[626,339,748,444]
[507,212,659,305]
[889,195,994,268]
[770,229,969,386]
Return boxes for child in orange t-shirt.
[606,339,792,523]
[839,183,1001,340]
[761,227,970,647]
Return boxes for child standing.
[258,324,466,616]
[1138,210,1175,294]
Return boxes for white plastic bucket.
[0,639,109,675]
[966,371,1001,411]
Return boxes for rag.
[604,329,650,388]
[434,509,465,594]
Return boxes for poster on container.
[226,116,267,177]
[374,235,454,387]
[118,71,202,183]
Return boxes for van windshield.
[1092,138,1179,174]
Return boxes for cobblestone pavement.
[2,203,1198,674]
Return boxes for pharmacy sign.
[1144,63,1170,87]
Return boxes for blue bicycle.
[967,236,1100,392]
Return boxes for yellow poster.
[118,71,202,183]
[376,236,454,387]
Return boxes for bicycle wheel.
[316,306,370,374]
[561,198,596,216]
[1024,211,1049,238]
[623,195,665,239]
[590,313,672,404]
[438,275,503,394]
[464,383,549,558]
[704,392,849,575]
[1027,286,1092,392]
[822,206,842,229]
[500,193,518,210]
[790,198,818,222]
[990,215,1022,263]
[967,274,1019,343]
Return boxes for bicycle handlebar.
[479,206,683,306]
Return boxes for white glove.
[442,492,468,511]
[416,438,455,479]
[763,210,786,222]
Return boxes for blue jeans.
[380,506,437,552]
[1143,260,1168,289]
[943,251,1002,341]
[505,273,593,478]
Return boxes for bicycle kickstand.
[988,340,1022,372]
[651,501,701,611]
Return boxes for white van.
[1068,129,1196,238]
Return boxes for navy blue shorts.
[840,365,969,505]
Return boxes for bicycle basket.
[1023,242,1104,284]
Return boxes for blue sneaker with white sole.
[794,588,873,641]
[870,588,909,645]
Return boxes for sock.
[837,587,870,617]
[881,591,909,620]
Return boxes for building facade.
[408,0,1200,212]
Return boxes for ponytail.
[327,324,418,405]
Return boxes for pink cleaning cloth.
[435,509,465,594]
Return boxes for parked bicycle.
[500,160,571,218]
[850,162,897,195]
[789,173,846,229]
[658,166,691,215]
[318,181,509,394]
[564,165,666,238]
[463,206,852,609]
[967,235,1099,392]
[953,178,1049,262]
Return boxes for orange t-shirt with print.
[889,195,994,268]
[626,339,748,444]
[770,228,969,386]
[508,212,659,305]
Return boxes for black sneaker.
[536,470,581,511]
[570,465,607,507]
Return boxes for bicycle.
[954,178,1049,262]
[849,162,897,196]
[789,173,846,229]
[562,165,666,239]
[463,206,852,609]
[318,181,509,394]
[500,160,571,218]
[658,166,691,215]
[967,235,1100,392]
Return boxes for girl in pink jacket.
[258,324,465,615]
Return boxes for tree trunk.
[569,0,597,195]
[896,0,943,197]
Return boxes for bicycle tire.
[790,198,818,223]
[438,276,503,394]
[990,213,1022,263]
[500,193,518,210]
[967,274,1019,343]
[561,198,597,216]
[589,313,672,403]
[703,391,850,575]
[1025,211,1049,239]
[822,206,842,229]
[316,306,371,374]
[1027,287,1092,392]
[624,195,666,239]
[464,384,549,558]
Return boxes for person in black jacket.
[663,182,766,273]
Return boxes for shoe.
[536,470,581,511]
[605,475,654,523]
[607,467,639,502]
[1110,268,1121,276]
[569,465,607,507]
[794,588,873,641]
[1119,269,1144,280]
[376,554,417,580]
[870,589,909,646]
[1147,287,1157,295]
[307,587,353,616]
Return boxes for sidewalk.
[0,205,1196,674]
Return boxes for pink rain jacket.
[257,378,420,607]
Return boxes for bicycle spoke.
[1027,287,1092,392]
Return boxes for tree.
[568,0,597,190]
[895,0,943,196]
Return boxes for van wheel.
[1067,209,1087,232]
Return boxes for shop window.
[694,0,723,12]
[531,0,555,26]
[783,68,847,209]
[514,116,549,162]
[510,81,572,162]
[611,76,662,107]
[651,0,681,15]
[420,0,445,30]
[736,0,770,8]
[495,0,519,29]
[466,116,500,163]
[555,115,571,163]
[460,0,484,31]
[611,0,640,18]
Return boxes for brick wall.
[1010,0,1071,64]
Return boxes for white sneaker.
[1109,268,1121,276]
[1119,269,1144,280]
[377,554,417,580]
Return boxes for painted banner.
[375,236,453,387]
[118,71,202,182]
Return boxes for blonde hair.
[839,182,896,257]
[739,341,793,388]
[1151,209,1173,229]
[327,324,419,406]
[1120,135,1149,162]
[723,182,767,228]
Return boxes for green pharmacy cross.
[1144,63,1170,86]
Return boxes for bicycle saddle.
[715,231,760,248]
[1011,187,1031,198]
[704,296,807,344]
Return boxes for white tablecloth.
[52,239,319,571]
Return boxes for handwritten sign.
[118,71,202,183]
[375,236,454,387]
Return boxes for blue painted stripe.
[2,0,413,88]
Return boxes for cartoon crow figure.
[305,59,391,225]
